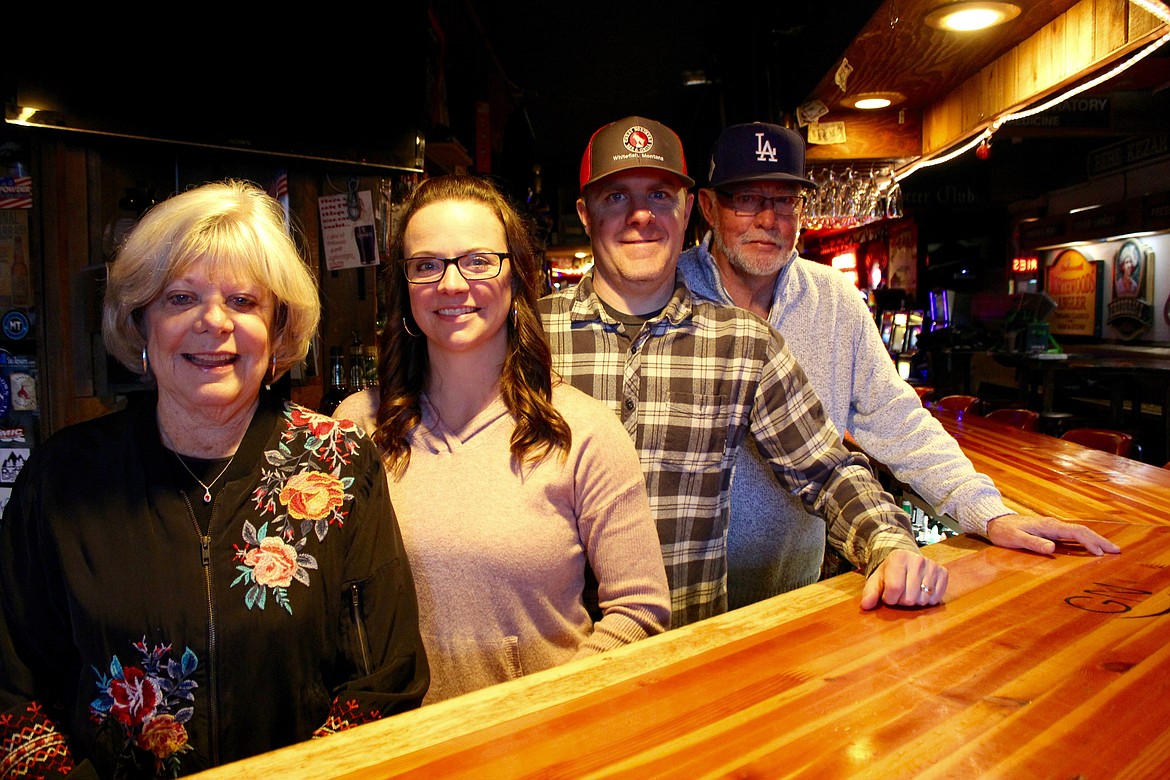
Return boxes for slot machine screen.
[929,289,950,330]
[879,311,895,347]
[906,324,922,351]
[906,311,924,351]
[889,311,909,353]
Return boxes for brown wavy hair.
[375,175,570,475]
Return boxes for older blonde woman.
[0,180,427,779]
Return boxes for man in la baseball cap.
[678,121,1116,610]
[540,115,951,627]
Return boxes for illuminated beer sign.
[1046,249,1100,336]
[1012,255,1039,273]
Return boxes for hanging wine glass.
[825,168,841,221]
[864,168,882,222]
[804,168,822,226]
[840,167,857,227]
[885,177,904,219]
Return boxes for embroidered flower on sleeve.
[232,404,362,613]
[89,639,197,777]
[281,471,346,522]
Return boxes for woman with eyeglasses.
[334,175,669,704]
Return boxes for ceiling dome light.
[925,2,1021,32]
[841,92,905,110]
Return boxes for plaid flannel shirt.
[539,271,918,626]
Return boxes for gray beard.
[711,229,794,279]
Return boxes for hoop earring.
[403,317,421,338]
[141,345,149,375]
[511,305,518,327]
[265,353,277,391]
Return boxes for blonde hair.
[102,179,320,378]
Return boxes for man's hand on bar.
[985,514,1122,556]
[861,549,949,609]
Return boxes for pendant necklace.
[160,427,236,504]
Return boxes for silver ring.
[920,584,933,594]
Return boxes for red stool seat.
[1060,428,1134,457]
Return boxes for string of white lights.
[893,0,1170,182]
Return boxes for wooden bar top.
[930,408,1170,524]
[193,520,1170,779]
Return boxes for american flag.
[268,171,290,227]
[0,177,32,209]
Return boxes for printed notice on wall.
[318,190,380,271]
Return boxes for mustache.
[736,230,783,244]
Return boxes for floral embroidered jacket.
[0,391,428,779]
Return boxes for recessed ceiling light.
[925,2,1021,32]
[841,92,906,110]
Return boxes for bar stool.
[1060,428,1134,458]
[984,408,1040,431]
[932,395,981,415]
[1037,411,1077,437]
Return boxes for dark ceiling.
[7,1,1167,221]
[440,0,882,198]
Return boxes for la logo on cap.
[623,125,654,154]
[755,132,778,163]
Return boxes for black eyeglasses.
[402,252,510,284]
[716,190,806,217]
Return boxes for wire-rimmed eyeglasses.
[716,190,807,217]
[402,252,510,284]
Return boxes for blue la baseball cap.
[707,123,816,189]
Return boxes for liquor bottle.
[363,345,379,388]
[348,332,365,392]
[319,347,348,415]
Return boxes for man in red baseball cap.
[539,115,950,628]
[571,116,695,316]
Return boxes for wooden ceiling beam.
[922,0,1167,157]
[803,0,1168,166]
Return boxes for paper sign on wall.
[318,190,380,271]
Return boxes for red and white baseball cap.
[579,116,695,192]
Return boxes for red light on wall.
[1012,255,1039,273]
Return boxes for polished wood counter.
[193,517,1170,779]
[930,408,1170,524]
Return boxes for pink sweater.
[334,383,670,704]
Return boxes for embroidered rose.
[243,536,300,588]
[290,407,342,439]
[136,714,190,759]
[109,666,161,728]
[280,471,345,521]
[92,643,199,778]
